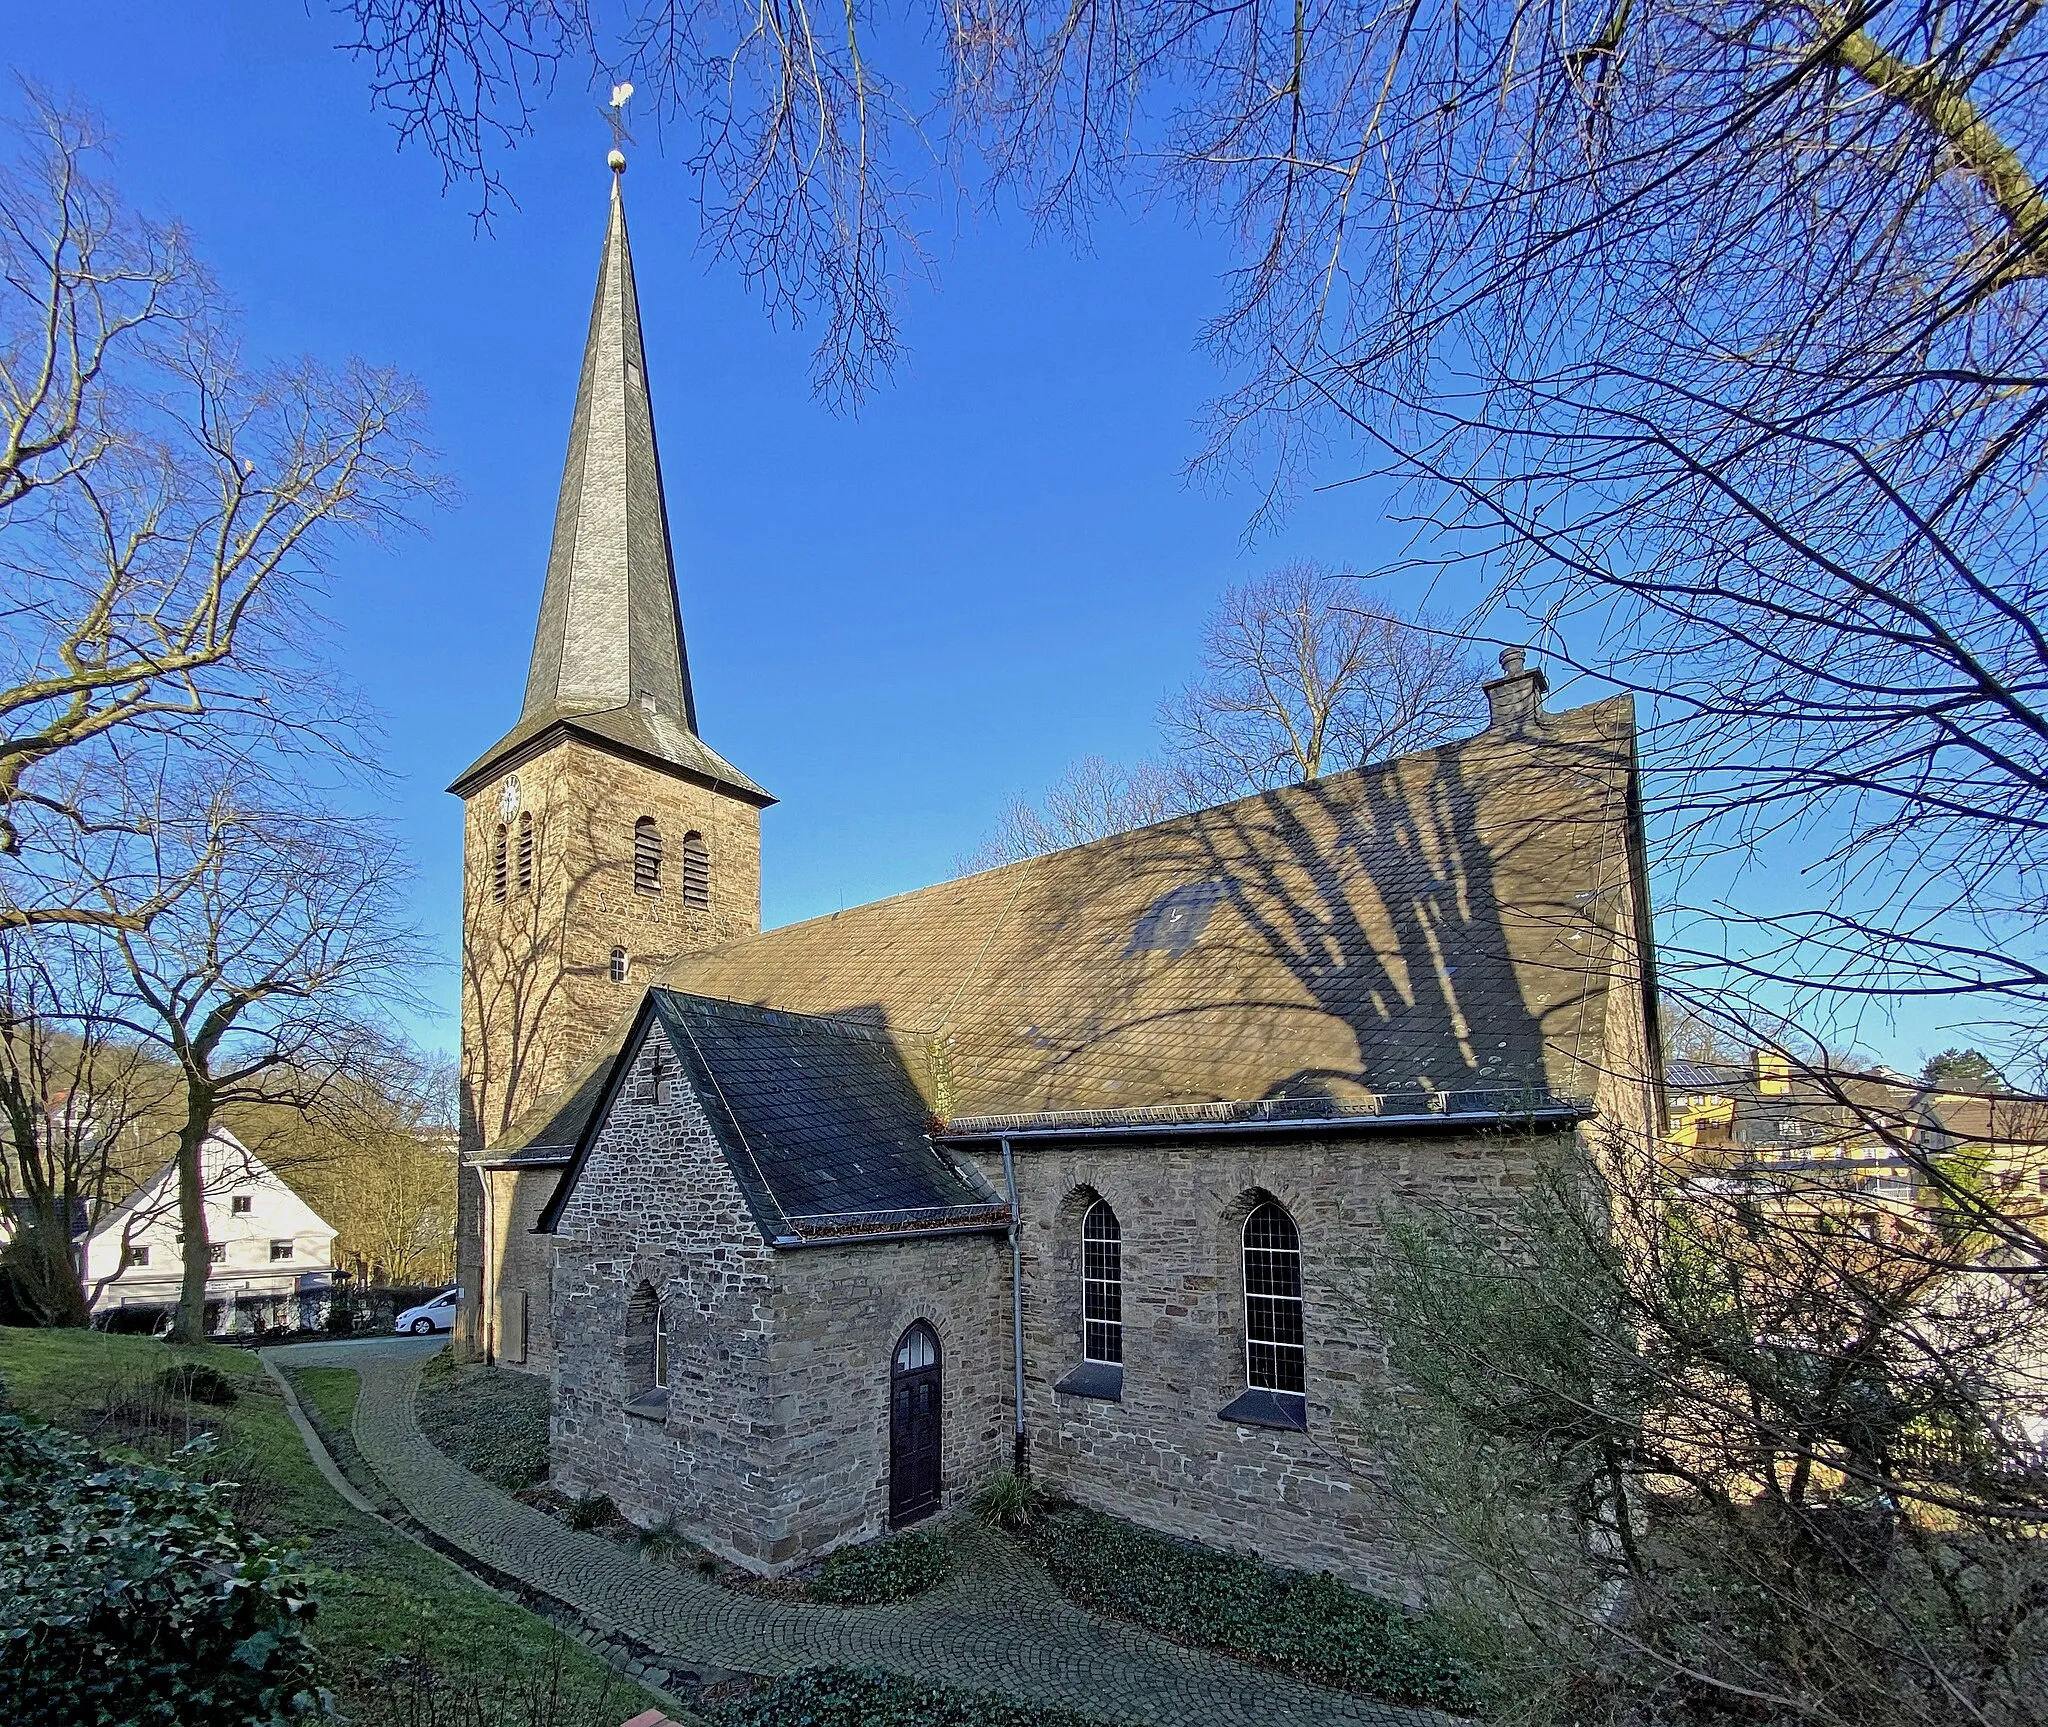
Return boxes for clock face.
[498,777,522,820]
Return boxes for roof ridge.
[659,688,1637,969]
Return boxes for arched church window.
[610,946,629,984]
[634,816,662,894]
[515,811,535,895]
[625,1281,665,1395]
[491,824,508,903]
[1082,1200,1123,1365]
[1242,1201,1305,1396]
[681,831,709,907]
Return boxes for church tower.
[451,160,772,1159]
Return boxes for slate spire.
[523,164,697,732]
[450,165,768,803]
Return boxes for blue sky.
[16,9,1964,1072]
[18,8,1443,1054]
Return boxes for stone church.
[452,159,1664,1591]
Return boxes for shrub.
[809,1529,950,1604]
[1021,1505,1479,1712]
[156,1360,241,1406]
[713,1666,1107,1727]
[0,1414,329,1725]
[563,1493,616,1531]
[973,1469,1044,1532]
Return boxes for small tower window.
[682,831,709,907]
[610,946,629,984]
[634,817,662,894]
[515,811,535,895]
[491,824,508,902]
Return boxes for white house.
[83,1129,337,1324]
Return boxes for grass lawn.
[0,1327,659,1727]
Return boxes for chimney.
[1483,646,1549,733]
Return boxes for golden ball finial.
[608,148,626,173]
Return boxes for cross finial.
[602,81,635,172]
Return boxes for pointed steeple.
[452,164,768,804]
[524,167,695,730]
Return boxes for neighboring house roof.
[539,991,1009,1244]
[449,172,768,805]
[0,1196,90,1239]
[508,684,1653,1167]
[87,1129,338,1248]
[1666,1059,1740,1093]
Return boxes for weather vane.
[602,81,635,172]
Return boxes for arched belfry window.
[634,817,662,894]
[609,946,629,984]
[490,825,508,903]
[515,811,535,895]
[1242,1201,1305,1396]
[681,832,709,907]
[1082,1200,1122,1365]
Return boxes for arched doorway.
[889,1321,942,1526]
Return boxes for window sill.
[1217,1388,1306,1432]
[623,1389,670,1422]
[1053,1361,1124,1401]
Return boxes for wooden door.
[889,1322,942,1526]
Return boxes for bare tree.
[960,755,1195,871]
[1164,565,1488,801]
[105,784,418,1343]
[0,928,172,1324]
[256,1042,458,1286]
[0,89,443,934]
[967,570,1485,867]
[324,1,2048,1067]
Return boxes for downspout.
[477,1160,496,1366]
[1001,1136,1027,1477]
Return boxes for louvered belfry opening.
[681,831,709,906]
[491,825,509,902]
[634,816,662,894]
[515,811,535,894]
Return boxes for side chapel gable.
[552,1012,773,1257]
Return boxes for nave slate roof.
[503,676,1655,1169]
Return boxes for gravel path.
[278,1336,1442,1727]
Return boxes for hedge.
[0,1414,329,1726]
[808,1527,951,1603]
[1021,1504,1481,1712]
[713,1666,1108,1727]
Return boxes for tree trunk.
[168,1080,216,1345]
[0,1217,89,1326]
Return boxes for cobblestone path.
[281,1337,1441,1727]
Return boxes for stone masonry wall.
[975,1126,1572,1601]
[551,1023,780,1563]
[549,1024,1009,1570]
[765,1233,1009,1561]
[483,1163,566,1372]
[459,734,762,1366]
[460,736,762,1155]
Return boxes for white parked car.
[395,1288,461,1335]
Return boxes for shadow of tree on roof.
[933,716,1636,1116]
